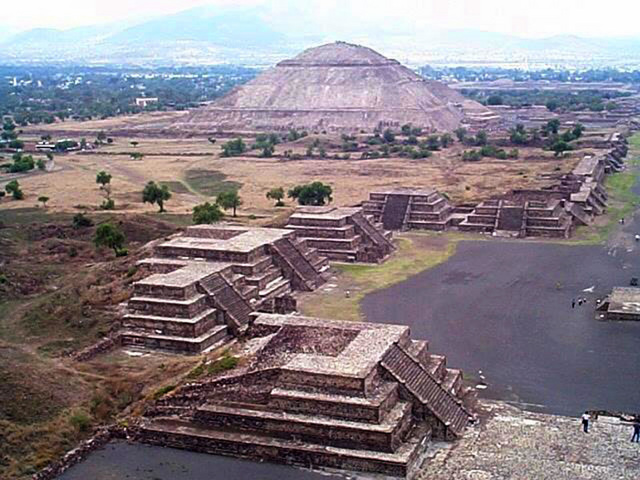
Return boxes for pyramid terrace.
[137,313,475,478]
[121,225,329,353]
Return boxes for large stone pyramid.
[174,41,498,133]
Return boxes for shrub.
[100,198,115,210]
[72,213,93,228]
[69,411,91,432]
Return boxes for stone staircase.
[350,212,395,260]
[199,273,254,334]
[271,237,325,291]
[382,194,411,230]
[381,343,471,438]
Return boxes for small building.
[135,97,159,108]
[598,287,640,321]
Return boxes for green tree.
[193,202,224,224]
[266,187,285,206]
[97,131,107,143]
[552,140,572,157]
[382,129,395,143]
[96,170,112,200]
[487,95,503,105]
[221,138,247,157]
[94,223,126,256]
[216,190,242,217]
[36,158,46,170]
[572,123,585,139]
[426,135,440,150]
[288,182,333,206]
[454,127,467,142]
[142,181,172,212]
[5,180,24,200]
[475,130,488,146]
[440,133,453,148]
[38,195,49,207]
[259,144,275,158]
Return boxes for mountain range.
[2,5,640,68]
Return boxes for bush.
[462,150,482,162]
[72,213,94,228]
[193,201,223,224]
[221,138,247,157]
[69,411,91,432]
[100,198,115,210]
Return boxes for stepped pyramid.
[173,41,498,133]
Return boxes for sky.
[4,0,640,39]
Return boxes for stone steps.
[199,274,254,331]
[245,265,282,290]
[128,293,209,318]
[137,417,429,478]
[381,344,470,438]
[269,381,399,424]
[121,324,229,354]
[258,277,291,300]
[194,400,413,452]
[272,238,324,291]
[442,369,463,395]
[319,249,358,262]
[122,308,220,338]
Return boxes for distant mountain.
[106,6,285,47]
[1,7,640,68]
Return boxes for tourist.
[345,290,351,298]
[581,412,591,433]
[632,418,640,443]
[635,234,640,242]
[578,298,583,306]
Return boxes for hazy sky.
[6,0,640,38]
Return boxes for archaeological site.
[3,12,640,480]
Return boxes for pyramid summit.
[174,42,499,133]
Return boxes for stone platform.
[121,225,330,353]
[136,313,476,478]
[418,401,640,480]
[364,188,456,232]
[286,206,395,263]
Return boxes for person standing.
[572,298,576,309]
[581,412,591,433]
[632,418,640,443]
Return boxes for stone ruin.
[136,313,476,478]
[285,206,395,263]
[121,225,329,353]
[364,188,459,231]
[365,133,629,239]
[597,287,640,321]
[171,41,500,133]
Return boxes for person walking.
[572,298,576,309]
[632,418,640,443]
[581,412,591,433]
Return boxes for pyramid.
[174,41,499,133]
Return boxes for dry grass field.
[1,122,594,219]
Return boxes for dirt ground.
[2,128,591,219]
